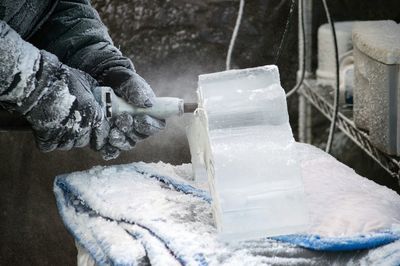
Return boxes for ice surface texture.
[188,65,308,241]
[54,147,400,266]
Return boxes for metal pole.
[298,0,313,143]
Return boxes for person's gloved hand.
[25,52,110,152]
[0,20,109,155]
[101,112,166,160]
[103,67,156,108]
[0,19,164,159]
[24,0,166,158]
[98,67,166,160]
[26,52,165,160]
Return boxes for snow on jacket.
[0,0,135,101]
[0,0,137,151]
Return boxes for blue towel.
[54,161,400,266]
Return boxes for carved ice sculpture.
[187,65,308,242]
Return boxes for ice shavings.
[57,163,218,265]
[56,194,146,265]
[55,158,400,266]
[121,223,182,266]
[296,143,400,238]
[54,162,314,265]
[358,239,400,265]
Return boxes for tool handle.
[93,87,184,120]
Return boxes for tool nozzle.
[184,103,198,113]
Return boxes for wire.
[286,0,306,98]
[322,0,340,154]
[274,0,296,64]
[226,0,245,70]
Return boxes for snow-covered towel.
[54,143,400,266]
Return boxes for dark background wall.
[0,0,399,265]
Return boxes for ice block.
[186,65,308,242]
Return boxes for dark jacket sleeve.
[0,20,108,151]
[0,20,43,113]
[30,0,135,88]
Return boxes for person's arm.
[0,20,109,152]
[0,19,163,159]
[30,0,155,108]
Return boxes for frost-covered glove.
[102,67,156,108]
[98,68,166,160]
[29,0,166,154]
[28,64,109,152]
[101,112,165,160]
[0,20,110,152]
[30,0,157,109]
[0,21,105,155]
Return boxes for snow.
[358,239,400,265]
[186,140,400,239]
[297,143,400,237]
[55,150,400,265]
[57,162,314,265]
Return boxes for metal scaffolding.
[297,0,400,184]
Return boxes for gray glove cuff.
[0,20,41,110]
[0,21,109,152]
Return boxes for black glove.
[0,20,104,152]
[26,0,166,159]
[25,52,110,152]
[27,52,164,158]
[98,63,156,108]
[102,112,166,160]
[0,21,108,155]
[98,67,166,160]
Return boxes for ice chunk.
[187,65,308,241]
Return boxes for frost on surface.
[353,20,400,64]
[55,156,400,266]
[296,143,400,237]
[353,20,400,155]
